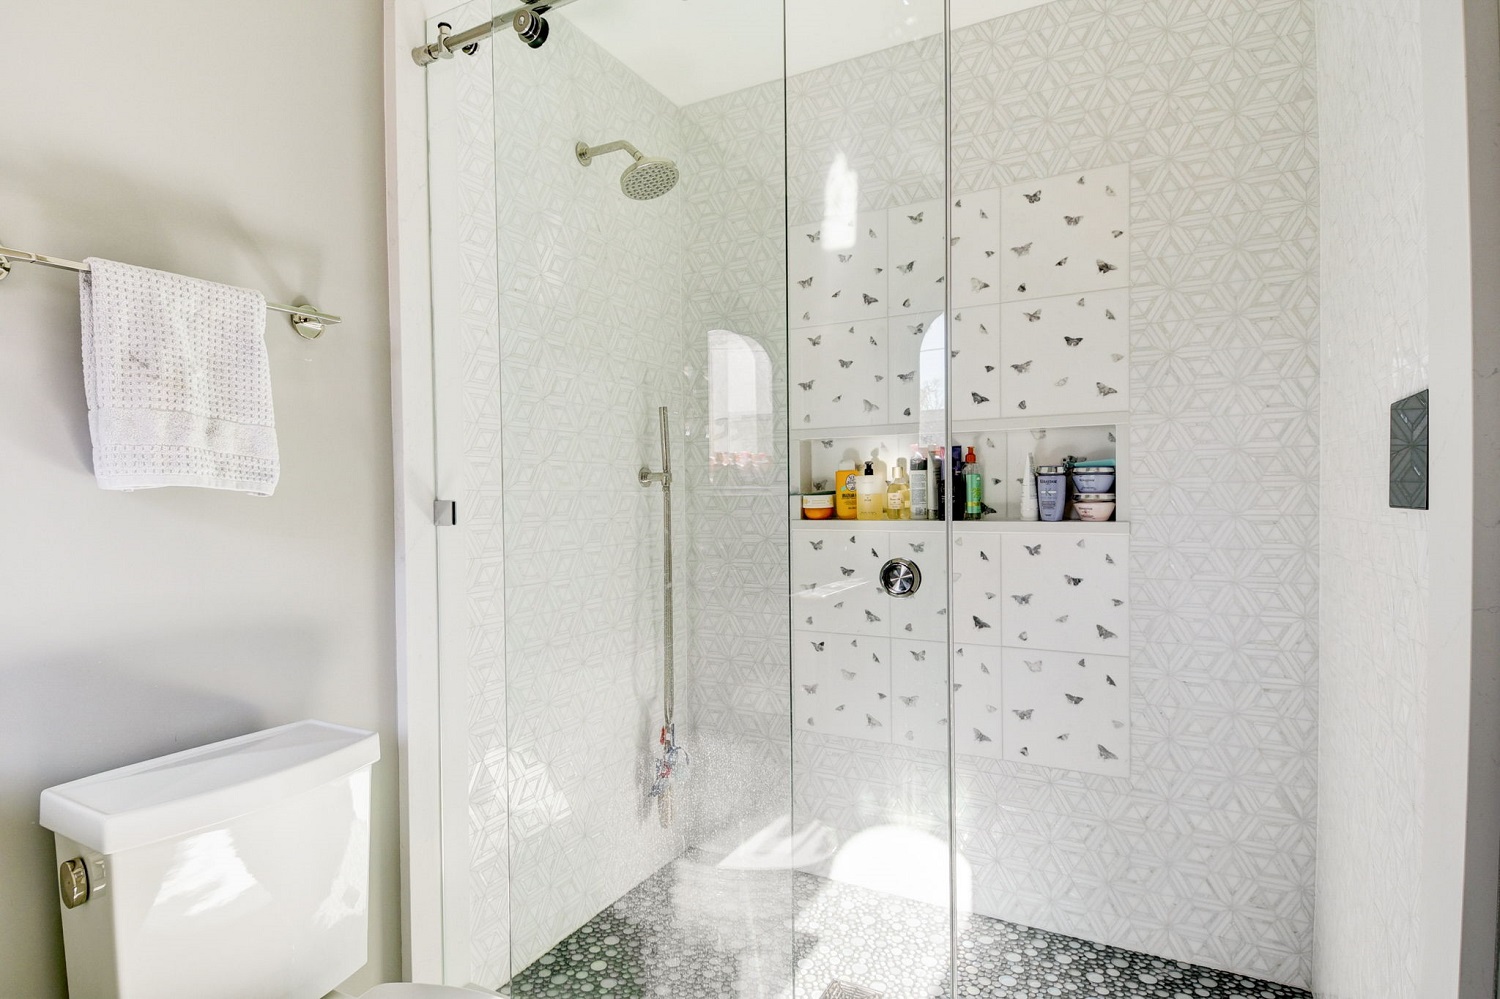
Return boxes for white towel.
[79,258,279,495]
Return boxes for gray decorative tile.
[1389,389,1428,510]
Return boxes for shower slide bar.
[639,406,675,733]
[640,406,684,825]
[411,0,583,65]
[0,244,342,339]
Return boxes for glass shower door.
[427,0,963,995]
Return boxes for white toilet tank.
[39,720,381,999]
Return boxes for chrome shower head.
[575,139,680,200]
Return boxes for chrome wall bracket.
[289,306,327,340]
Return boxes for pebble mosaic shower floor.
[499,856,1311,999]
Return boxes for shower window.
[707,329,775,487]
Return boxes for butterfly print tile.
[998,289,1130,416]
[952,644,1005,760]
[950,305,1002,421]
[789,527,890,636]
[886,199,946,314]
[951,189,1002,308]
[952,527,1003,646]
[999,532,1129,653]
[885,311,948,424]
[789,319,890,428]
[793,630,893,740]
[788,212,888,328]
[999,165,1130,302]
[1000,647,1129,775]
[891,638,950,750]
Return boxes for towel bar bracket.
[290,308,327,340]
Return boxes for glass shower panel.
[782,1,955,996]
[428,0,805,995]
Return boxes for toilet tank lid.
[39,720,380,854]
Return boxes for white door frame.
[383,0,454,983]
[1419,0,1500,995]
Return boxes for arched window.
[707,329,774,485]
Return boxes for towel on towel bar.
[79,258,279,495]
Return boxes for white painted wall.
[0,3,399,997]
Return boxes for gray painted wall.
[0,3,398,995]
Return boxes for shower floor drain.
[820,981,884,999]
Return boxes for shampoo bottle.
[856,461,887,520]
[909,450,929,520]
[964,446,983,520]
[1020,452,1039,522]
[835,461,860,520]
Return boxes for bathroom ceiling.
[564,0,1055,106]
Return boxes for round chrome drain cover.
[879,558,921,597]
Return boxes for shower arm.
[411,0,583,66]
[575,140,643,166]
[639,407,674,731]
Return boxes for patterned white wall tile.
[887,531,949,642]
[1000,648,1130,777]
[890,638,950,751]
[953,643,1006,759]
[999,291,1130,416]
[998,532,1129,655]
[790,527,889,637]
[789,213,888,329]
[886,200,947,314]
[951,529,1004,644]
[951,189,1003,308]
[886,312,948,424]
[999,165,1131,302]
[794,631,893,740]
[790,319,890,428]
[950,305,1003,420]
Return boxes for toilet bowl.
[39,720,476,999]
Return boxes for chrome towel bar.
[0,243,342,340]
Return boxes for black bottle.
[951,445,965,521]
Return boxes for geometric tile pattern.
[1313,0,1426,996]
[501,857,1312,999]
